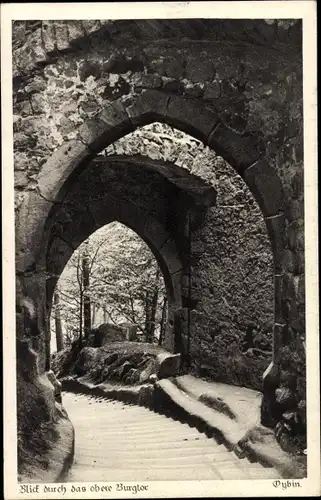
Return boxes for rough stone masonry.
[13,19,304,445]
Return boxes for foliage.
[51,222,166,350]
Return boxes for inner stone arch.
[45,154,217,357]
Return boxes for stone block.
[170,272,183,307]
[144,215,170,249]
[274,274,284,324]
[31,93,46,115]
[46,237,74,276]
[273,323,286,365]
[166,94,219,142]
[66,21,85,43]
[41,21,56,52]
[155,352,181,379]
[298,275,305,304]
[134,73,162,89]
[265,214,285,274]
[78,60,102,81]
[162,78,184,94]
[15,191,53,272]
[37,139,91,200]
[14,170,29,189]
[203,82,221,100]
[97,100,133,142]
[294,249,305,275]
[103,54,145,74]
[160,238,183,275]
[285,199,304,222]
[139,362,155,383]
[243,160,285,217]
[81,20,102,35]
[282,249,295,273]
[126,89,170,128]
[291,168,304,199]
[29,29,47,65]
[160,55,185,80]
[15,100,32,117]
[185,56,215,83]
[24,78,47,94]
[54,22,70,51]
[287,221,300,251]
[275,387,296,412]
[208,123,262,172]
[183,82,204,98]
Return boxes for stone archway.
[16,90,286,407]
[45,155,217,356]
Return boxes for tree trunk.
[79,291,83,347]
[159,296,168,346]
[148,267,160,343]
[144,290,151,342]
[82,243,91,340]
[54,291,64,351]
[91,303,96,327]
[103,306,108,324]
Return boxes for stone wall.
[13,20,304,427]
[189,159,274,390]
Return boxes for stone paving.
[63,391,280,482]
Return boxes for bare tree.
[54,291,64,351]
[82,241,91,340]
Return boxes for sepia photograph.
[2,2,319,498]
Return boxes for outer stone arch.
[18,89,286,400]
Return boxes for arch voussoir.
[126,89,171,127]
[265,213,285,274]
[165,93,219,142]
[243,160,285,217]
[207,122,263,172]
[37,139,93,205]
[274,273,284,324]
[78,101,134,153]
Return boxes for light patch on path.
[63,391,279,482]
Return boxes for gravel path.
[63,391,279,482]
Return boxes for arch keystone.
[126,89,170,127]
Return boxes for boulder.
[139,361,156,383]
[123,368,139,385]
[155,353,181,379]
[118,361,133,380]
[275,387,297,412]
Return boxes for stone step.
[72,417,193,427]
[75,440,223,454]
[72,450,238,468]
[74,433,210,444]
[63,391,279,482]
[68,465,223,481]
[74,424,203,436]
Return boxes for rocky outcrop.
[52,341,181,386]
[17,338,74,481]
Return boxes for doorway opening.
[50,222,168,354]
